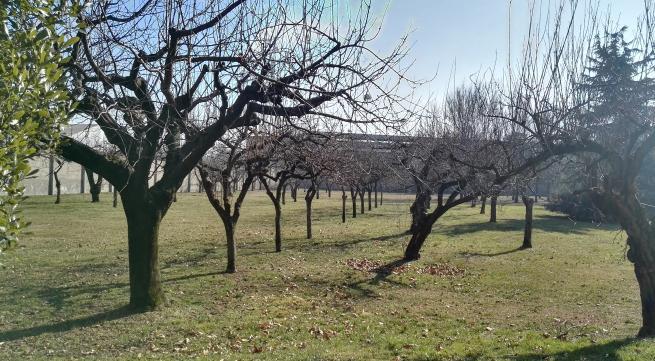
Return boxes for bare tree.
[197,129,260,273]
[59,0,413,309]
[257,126,316,251]
[489,0,655,336]
[397,83,544,260]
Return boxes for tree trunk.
[489,196,498,223]
[260,176,286,253]
[359,189,365,214]
[328,184,332,198]
[224,220,237,273]
[306,198,313,239]
[54,171,62,204]
[305,186,316,239]
[404,218,432,260]
[367,189,372,211]
[341,188,347,223]
[90,185,101,202]
[374,182,378,208]
[635,261,655,337]
[350,187,357,218]
[122,195,165,310]
[274,201,282,252]
[471,197,477,207]
[48,156,54,196]
[113,188,118,208]
[80,166,85,194]
[589,186,655,337]
[86,169,103,203]
[282,184,287,205]
[410,190,430,234]
[522,196,534,249]
[404,193,475,260]
[480,196,487,214]
[291,185,298,202]
[380,189,383,206]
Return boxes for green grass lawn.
[1,191,654,360]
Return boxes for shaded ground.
[0,192,652,360]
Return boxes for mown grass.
[1,191,654,360]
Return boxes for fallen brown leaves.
[309,325,338,340]
[345,258,464,277]
[344,258,408,274]
[417,263,465,277]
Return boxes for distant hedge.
[545,192,609,223]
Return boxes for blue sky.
[367,0,645,100]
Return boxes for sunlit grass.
[1,191,653,360]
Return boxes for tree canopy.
[0,0,75,251]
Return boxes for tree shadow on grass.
[345,258,412,298]
[166,270,226,283]
[1,270,226,342]
[161,246,220,269]
[10,270,225,314]
[459,246,528,258]
[278,231,409,253]
[0,305,135,342]
[370,259,412,283]
[408,338,637,361]
[508,338,636,361]
[441,214,615,237]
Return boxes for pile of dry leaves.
[345,258,464,277]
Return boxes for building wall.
[23,157,206,196]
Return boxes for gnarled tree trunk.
[409,190,430,234]
[404,216,433,260]
[591,189,655,337]
[480,196,487,214]
[122,191,168,310]
[634,260,655,337]
[404,191,476,261]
